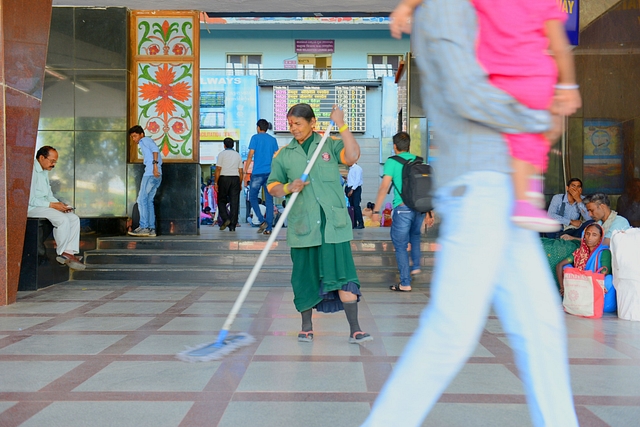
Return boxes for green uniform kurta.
[268,133,360,312]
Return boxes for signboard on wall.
[560,0,579,45]
[583,120,623,194]
[273,85,366,133]
[199,74,258,160]
[295,40,335,53]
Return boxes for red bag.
[382,207,393,227]
[562,267,605,319]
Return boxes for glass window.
[226,55,262,75]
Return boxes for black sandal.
[389,283,411,292]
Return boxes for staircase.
[71,227,437,287]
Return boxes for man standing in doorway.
[215,137,243,231]
[346,162,364,229]
[28,146,85,270]
[128,125,162,237]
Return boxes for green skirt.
[540,237,580,291]
[290,217,360,312]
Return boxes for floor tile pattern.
[1,284,638,427]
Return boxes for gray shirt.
[412,0,552,189]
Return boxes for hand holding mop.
[177,121,335,362]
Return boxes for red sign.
[295,39,335,53]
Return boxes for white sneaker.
[148,229,156,237]
[128,227,150,237]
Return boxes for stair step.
[95,237,439,253]
[70,264,432,285]
[83,250,435,267]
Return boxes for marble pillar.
[0,0,53,305]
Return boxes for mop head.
[176,332,255,362]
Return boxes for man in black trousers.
[214,137,243,231]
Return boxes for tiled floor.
[1,284,639,427]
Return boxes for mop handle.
[219,121,335,334]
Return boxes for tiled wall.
[559,3,640,207]
[1,0,54,305]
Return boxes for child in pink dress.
[473,0,582,232]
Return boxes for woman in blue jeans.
[372,132,425,291]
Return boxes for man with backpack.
[372,132,430,292]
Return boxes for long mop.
[177,121,335,362]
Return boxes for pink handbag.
[562,267,605,319]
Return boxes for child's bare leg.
[512,157,536,201]
[511,157,560,233]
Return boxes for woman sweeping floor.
[267,103,372,344]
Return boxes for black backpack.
[390,155,433,213]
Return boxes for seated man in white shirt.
[28,146,85,270]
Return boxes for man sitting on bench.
[28,146,85,270]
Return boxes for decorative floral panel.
[131,11,199,162]
[137,62,193,159]
[136,17,194,57]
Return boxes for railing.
[201,65,396,82]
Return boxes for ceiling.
[51,0,400,15]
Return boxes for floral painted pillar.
[130,11,199,162]
[128,11,201,235]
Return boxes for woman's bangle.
[373,211,380,215]
[338,124,349,133]
[555,84,579,90]
[283,183,290,195]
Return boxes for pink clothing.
[473,0,566,170]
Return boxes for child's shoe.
[527,175,545,209]
[512,200,561,233]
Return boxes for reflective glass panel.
[74,8,127,69]
[74,70,127,131]
[39,70,74,130]
[74,131,127,216]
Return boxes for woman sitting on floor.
[555,223,611,297]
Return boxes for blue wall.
[200,29,409,143]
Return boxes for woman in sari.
[556,223,612,297]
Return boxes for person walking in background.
[361,1,579,426]
[372,132,425,292]
[346,162,364,229]
[472,0,581,232]
[128,125,162,237]
[28,146,85,270]
[215,137,243,231]
[245,119,279,235]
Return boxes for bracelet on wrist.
[373,211,380,215]
[283,183,290,195]
[338,124,349,133]
[555,84,579,90]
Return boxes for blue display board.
[199,74,258,159]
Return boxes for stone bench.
[18,218,68,291]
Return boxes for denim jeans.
[137,175,162,230]
[361,171,578,427]
[390,205,425,286]
[249,173,273,231]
